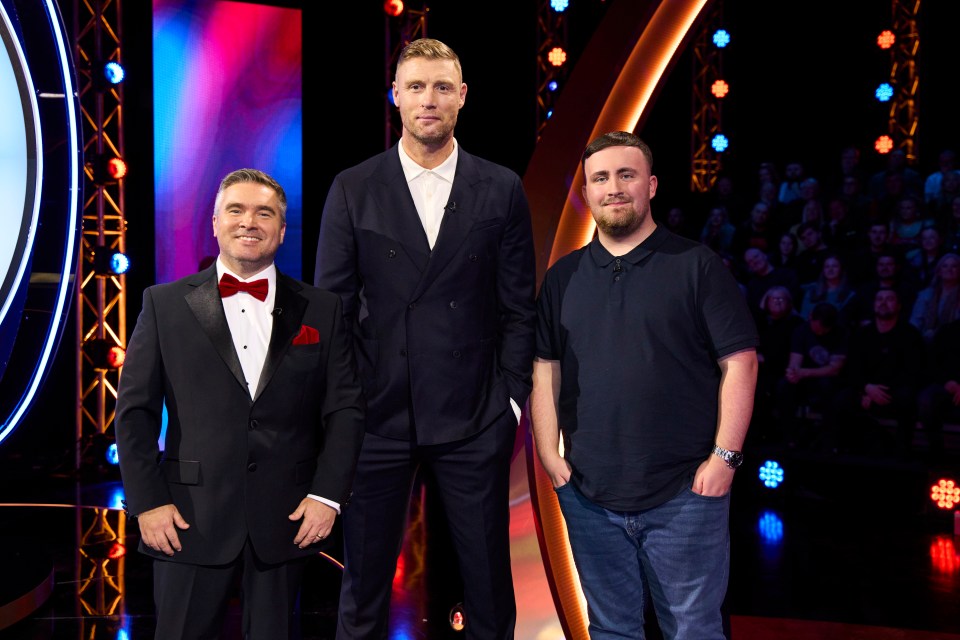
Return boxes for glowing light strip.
[0,0,80,444]
[0,3,40,327]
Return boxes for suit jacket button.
[247,463,257,472]
[408,302,416,309]
[449,301,457,309]
[249,420,258,430]
[452,350,461,358]
[388,249,396,258]
[469,254,478,262]
[399,349,407,357]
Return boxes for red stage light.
[548,47,567,67]
[383,0,403,17]
[711,79,729,99]
[931,479,960,509]
[874,136,894,154]
[107,542,127,559]
[877,30,896,49]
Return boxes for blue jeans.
[556,482,730,639]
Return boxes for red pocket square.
[292,324,320,346]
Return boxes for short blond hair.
[396,38,462,83]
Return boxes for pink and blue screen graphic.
[153,0,302,283]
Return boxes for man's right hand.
[539,453,572,490]
[136,504,190,556]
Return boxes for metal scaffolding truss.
[690,0,723,194]
[889,0,920,162]
[535,0,567,141]
[384,3,429,149]
[74,0,126,471]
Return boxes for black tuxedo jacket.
[315,144,536,444]
[115,266,365,565]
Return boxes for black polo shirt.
[536,226,759,511]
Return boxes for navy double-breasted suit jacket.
[315,144,536,444]
[115,266,365,565]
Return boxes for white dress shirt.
[398,137,458,250]
[216,258,340,513]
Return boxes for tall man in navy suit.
[315,38,537,639]
[116,169,365,639]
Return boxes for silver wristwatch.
[712,444,744,469]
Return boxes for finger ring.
[316,533,323,539]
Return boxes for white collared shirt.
[398,138,458,249]
[216,258,340,513]
[216,258,276,400]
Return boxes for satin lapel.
[369,147,431,272]
[184,268,247,393]
[254,273,307,402]
[413,152,482,298]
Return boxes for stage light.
[874,136,894,154]
[550,0,569,11]
[102,61,125,84]
[930,536,959,574]
[547,47,567,67]
[92,59,126,90]
[387,88,396,106]
[712,29,730,48]
[875,83,894,102]
[548,80,558,92]
[88,152,128,185]
[383,0,403,17]
[758,460,784,489]
[84,338,126,370]
[930,479,960,510]
[106,442,120,465]
[711,79,729,99]
[93,245,130,276]
[711,134,729,153]
[877,30,896,50]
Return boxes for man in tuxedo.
[315,38,536,639]
[116,168,365,639]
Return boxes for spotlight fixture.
[88,152,128,185]
[84,338,126,370]
[93,245,130,276]
[383,0,403,17]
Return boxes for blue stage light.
[110,252,130,275]
[106,442,120,465]
[712,29,730,48]
[758,460,785,489]
[711,134,729,153]
[550,0,569,12]
[548,80,558,92]
[103,61,125,84]
[875,83,894,102]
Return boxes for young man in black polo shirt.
[530,131,759,639]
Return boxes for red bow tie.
[219,273,268,302]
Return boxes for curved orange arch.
[521,1,711,637]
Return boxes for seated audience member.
[906,226,947,289]
[743,248,800,323]
[794,221,831,286]
[798,253,857,326]
[832,288,926,455]
[889,194,934,250]
[944,195,960,254]
[731,201,779,258]
[775,302,848,449]
[910,252,960,342]
[699,205,737,257]
[663,205,697,239]
[848,221,901,285]
[772,232,800,271]
[753,286,805,444]
[924,148,960,206]
[822,196,859,256]
[850,250,919,327]
[917,317,960,462]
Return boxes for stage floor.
[1,437,959,639]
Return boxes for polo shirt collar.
[397,137,459,183]
[588,224,669,267]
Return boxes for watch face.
[729,451,744,468]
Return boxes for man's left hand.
[289,498,337,548]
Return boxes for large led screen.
[153,0,302,282]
